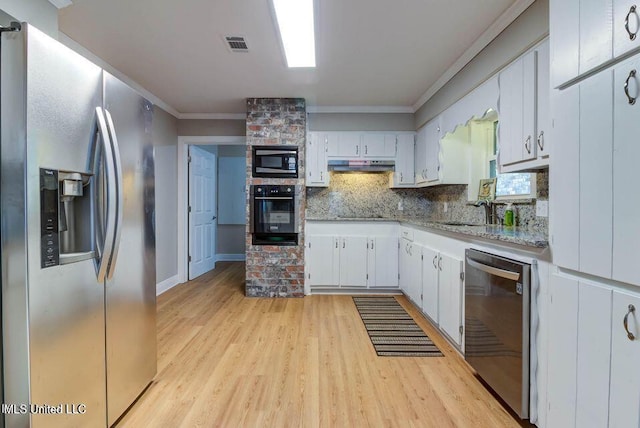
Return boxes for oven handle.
[254,196,294,200]
[255,167,297,173]
[466,257,520,281]
[255,150,297,155]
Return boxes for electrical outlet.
[536,200,549,217]
[398,201,404,211]
[444,202,448,213]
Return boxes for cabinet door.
[362,134,396,158]
[420,246,439,322]
[408,243,422,306]
[367,236,399,288]
[415,126,428,184]
[550,0,580,88]
[579,0,613,74]
[613,56,640,286]
[522,50,538,162]
[399,239,412,294]
[550,84,580,270]
[546,273,579,428]
[614,0,640,57]
[438,253,463,346]
[575,282,612,428]
[339,236,368,287]
[609,290,640,428]
[306,133,328,186]
[425,120,441,182]
[536,40,551,159]
[579,69,613,279]
[393,134,415,186]
[327,133,361,158]
[499,58,524,167]
[307,235,339,286]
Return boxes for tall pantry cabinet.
[548,1,640,427]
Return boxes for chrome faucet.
[474,200,497,225]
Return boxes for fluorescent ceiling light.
[272,0,316,68]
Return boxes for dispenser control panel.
[40,168,59,268]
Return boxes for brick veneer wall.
[245,98,306,297]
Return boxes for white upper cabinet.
[499,39,550,172]
[389,134,415,188]
[414,125,429,185]
[550,0,640,88]
[361,134,397,158]
[327,132,361,158]
[306,132,329,187]
[415,117,442,183]
[326,132,395,159]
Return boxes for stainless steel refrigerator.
[1,24,156,427]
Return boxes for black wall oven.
[252,146,298,178]
[250,185,298,245]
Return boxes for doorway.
[177,136,246,283]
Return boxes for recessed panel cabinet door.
[609,290,640,428]
[613,55,640,286]
[421,246,439,323]
[307,235,338,286]
[339,236,368,287]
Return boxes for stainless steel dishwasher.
[464,249,531,419]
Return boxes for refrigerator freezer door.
[103,73,157,425]
[21,25,106,427]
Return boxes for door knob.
[212,216,217,220]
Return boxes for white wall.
[308,113,415,131]
[0,0,58,38]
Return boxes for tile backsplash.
[306,170,549,233]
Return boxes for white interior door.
[189,146,217,280]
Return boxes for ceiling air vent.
[224,36,249,53]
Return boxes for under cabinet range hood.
[327,159,395,172]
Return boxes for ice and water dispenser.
[40,168,93,268]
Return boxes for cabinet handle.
[400,172,403,182]
[433,255,438,269]
[624,69,637,105]
[624,304,636,341]
[625,5,638,41]
[365,145,368,155]
[335,240,338,249]
[343,240,346,249]
[409,245,412,256]
[524,135,532,154]
[356,145,359,155]
[320,171,323,181]
[537,131,544,151]
[438,256,442,271]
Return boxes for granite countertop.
[306,216,548,248]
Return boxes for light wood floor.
[116,262,521,427]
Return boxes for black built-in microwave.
[252,145,298,178]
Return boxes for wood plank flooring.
[116,262,521,427]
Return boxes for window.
[489,121,536,199]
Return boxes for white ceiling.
[59,0,522,115]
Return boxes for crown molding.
[48,0,73,9]
[178,113,246,120]
[412,0,536,112]
[306,105,414,114]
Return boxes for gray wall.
[177,119,245,136]
[415,0,549,128]
[308,113,415,131]
[153,107,179,283]
[0,0,57,37]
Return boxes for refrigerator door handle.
[104,109,124,280]
[95,107,117,283]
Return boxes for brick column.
[245,98,306,297]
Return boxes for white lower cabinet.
[420,246,439,322]
[437,253,463,347]
[399,238,421,304]
[547,271,640,427]
[306,223,398,290]
[367,236,399,288]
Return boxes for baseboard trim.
[156,274,180,296]
[216,254,246,262]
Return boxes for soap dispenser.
[504,203,514,227]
